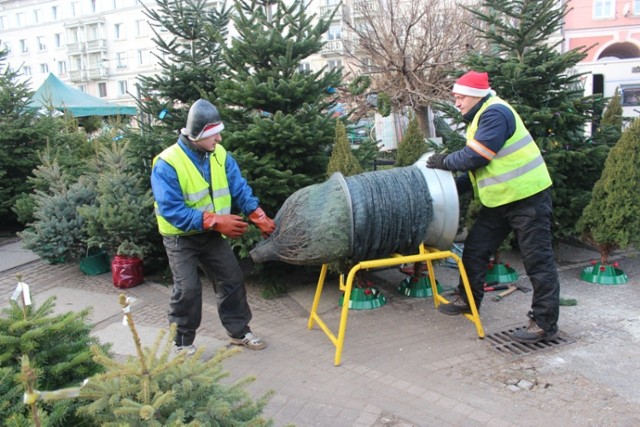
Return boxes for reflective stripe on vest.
[153,143,231,236]
[468,97,552,207]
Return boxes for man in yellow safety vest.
[426,71,560,344]
[152,99,275,355]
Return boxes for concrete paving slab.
[0,240,41,272]
[91,323,227,359]
[31,286,123,323]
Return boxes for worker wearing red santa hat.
[426,71,560,344]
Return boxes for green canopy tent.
[28,73,137,117]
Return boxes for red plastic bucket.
[111,255,144,289]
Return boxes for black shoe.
[438,294,472,315]
[511,320,559,344]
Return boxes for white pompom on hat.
[452,71,492,97]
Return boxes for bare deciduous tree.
[343,0,479,136]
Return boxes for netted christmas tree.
[0,284,108,426]
[327,120,363,177]
[577,118,640,266]
[78,295,273,425]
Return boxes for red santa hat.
[452,71,491,97]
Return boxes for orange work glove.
[203,212,248,238]
[248,207,276,238]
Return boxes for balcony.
[87,67,109,79]
[67,42,85,54]
[319,4,343,20]
[86,39,107,53]
[69,69,87,82]
[321,39,344,55]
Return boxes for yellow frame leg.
[307,245,484,366]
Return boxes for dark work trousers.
[163,232,252,346]
[459,189,560,333]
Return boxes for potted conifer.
[576,118,640,284]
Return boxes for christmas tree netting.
[251,158,459,266]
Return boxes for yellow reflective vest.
[468,97,552,207]
[153,143,231,236]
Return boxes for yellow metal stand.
[307,244,484,366]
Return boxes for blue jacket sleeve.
[151,158,204,232]
[444,105,516,172]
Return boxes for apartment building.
[0,0,168,107]
[564,0,640,116]
[0,0,356,109]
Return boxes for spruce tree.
[327,121,363,177]
[593,89,623,146]
[0,49,51,227]
[78,295,273,425]
[577,118,640,264]
[0,292,107,426]
[77,138,155,258]
[217,0,342,214]
[439,0,609,238]
[129,0,232,173]
[395,115,428,167]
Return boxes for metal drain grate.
[485,326,575,357]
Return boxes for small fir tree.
[77,138,155,258]
[18,173,96,263]
[395,115,428,167]
[327,121,363,177]
[577,118,640,265]
[78,295,273,425]
[0,290,107,426]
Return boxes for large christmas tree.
[216,0,342,215]
[128,0,232,172]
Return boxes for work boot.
[511,319,559,344]
[438,294,472,315]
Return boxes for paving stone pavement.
[1,239,640,426]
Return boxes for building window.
[621,85,640,105]
[23,66,32,76]
[118,80,128,95]
[55,33,63,48]
[3,42,11,54]
[298,62,311,73]
[114,23,123,39]
[71,2,80,17]
[635,0,640,14]
[58,61,67,75]
[79,84,87,93]
[40,63,49,74]
[328,25,341,41]
[593,0,615,19]
[0,15,6,31]
[19,39,28,53]
[136,19,148,37]
[98,82,107,98]
[33,9,41,24]
[327,59,342,70]
[91,0,97,13]
[51,6,58,20]
[16,12,24,27]
[117,52,127,68]
[37,36,47,51]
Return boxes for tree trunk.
[414,106,434,139]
